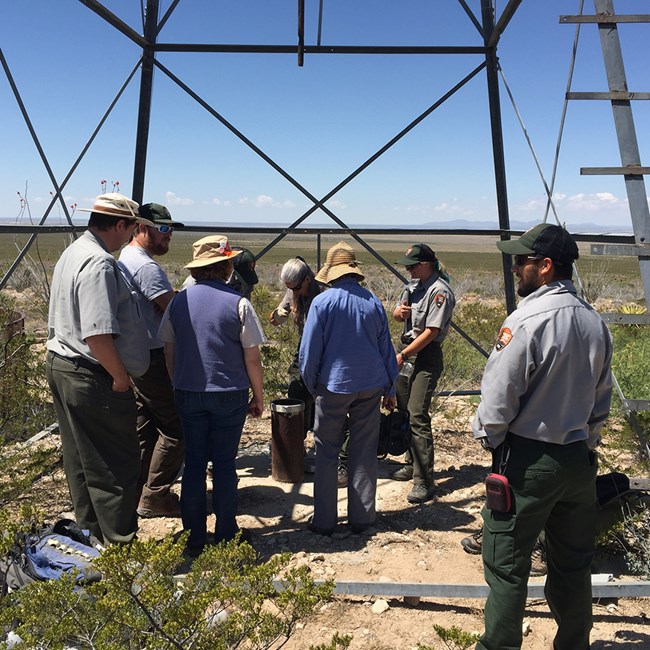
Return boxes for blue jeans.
[174,389,248,547]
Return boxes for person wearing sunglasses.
[472,223,613,650]
[118,203,186,519]
[392,243,456,504]
[270,258,328,432]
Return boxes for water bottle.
[399,361,414,378]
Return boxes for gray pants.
[132,348,184,506]
[46,352,139,545]
[312,385,383,531]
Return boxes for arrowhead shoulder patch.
[495,327,513,352]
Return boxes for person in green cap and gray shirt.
[392,243,455,503]
[472,223,613,650]
[118,203,185,518]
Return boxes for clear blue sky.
[1,1,648,230]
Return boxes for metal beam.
[595,0,650,308]
[77,0,148,47]
[153,44,487,55]
[581,166,650,175]
[487,0,523,48]
[568,91,650,100]
[561,14,650,24]
[481,0,516,314]
[132,0,159,204]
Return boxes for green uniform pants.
[396,342,443,487]
[47,352,140,545]
[478,435,597,650]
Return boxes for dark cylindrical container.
[270,398,305,483]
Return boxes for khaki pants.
[132,348,184,506]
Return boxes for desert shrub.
[0,534,335,650]
[416,624,480,650]
[0,292,53,443]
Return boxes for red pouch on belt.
[485,473,511,512]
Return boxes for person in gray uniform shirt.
[46,193,153,545]
[118,203,185,518]
[472,223,613,650]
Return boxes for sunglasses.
[405,262,421,271]
[513,254,543,267]
[288,275,308,292]
[150,224,173,234]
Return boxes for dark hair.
[551,260,574,280]
[88,213,134,232]
[190,259,233,282]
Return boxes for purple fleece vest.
[168,280,249,392]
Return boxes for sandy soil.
[29,402,650,650]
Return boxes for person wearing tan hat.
[118,203,185,519]
[158,235,266,555]
[46,193,153,545]
[299,242,398,535]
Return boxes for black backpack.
[377,407,411,458]
[0,519,102,595]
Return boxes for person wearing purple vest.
[158,236,266,556]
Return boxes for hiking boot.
[337,466,348,488]
[391,465,414,481]
[407,483,435,504]
[461,530,483,555]
[530,540,547,576]
[137,491,181,518]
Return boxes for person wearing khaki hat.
[392,243,456,504]
[299,242,398,535]
[472,223,612,650]
[118,203,185,519]
[158,235,267,555]
[46,193,151,545]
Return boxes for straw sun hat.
[78,193,154,226]
[185,235,243,269]
[315,241,364,284]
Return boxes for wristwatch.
[399,352,409,363]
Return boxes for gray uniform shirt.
[472,280,613,450]
[400,273,455,344]
[118,244,173,350]
[46,230,150,377]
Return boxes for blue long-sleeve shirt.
[299,278,398,396]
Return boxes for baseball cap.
[233,247,259,286]
[138,203,184,227]
[496,224,579,266]
[394,243,437,266]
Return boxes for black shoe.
[407,483,435,503]
[390,465,414,481]
[307,518,334,536]
[460,530,482,555]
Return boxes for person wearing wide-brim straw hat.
[299,241,398,536]
[391,243,456,504]
[158,235,267,555]
[46,193,152,545]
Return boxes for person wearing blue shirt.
[299,242,398,535]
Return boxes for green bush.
[0,535,335,650]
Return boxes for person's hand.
[395,353,404,369]
[248,396,264,417]
[112,375,132,393]
[382,395,396,411]
[394,300,411,321]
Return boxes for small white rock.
[522,619,531,636]
[371,599,390,614]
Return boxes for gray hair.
[280,257,311,285]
